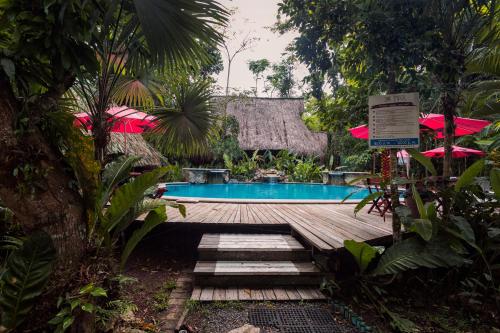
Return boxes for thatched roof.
[213,97,327,156]
[108,133,164,167]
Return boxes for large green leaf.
[411,184,426,218]
[353,191,384,215]
[102,167,167,233]
[490,167,500,199]
[0,231,56,329]
[99,156,141,209]
[344,240,380,273]
[408,219,433,241]
[120,206,167,270]
[373,237,468,276]
[406,149,437,176]
[455,158,485,191]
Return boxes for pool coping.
[162,196,363,204]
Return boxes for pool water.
[163,183,369,201]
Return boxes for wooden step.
[194,261,322,287]
[198,233,310,261]
[191,286,327,301]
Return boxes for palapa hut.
[214,97,327,157]
[108,133,164,169]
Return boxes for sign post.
[368,92,419,242]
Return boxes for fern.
[0,231,56,329]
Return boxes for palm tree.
[425,0,497,177]
[73,0,228,166]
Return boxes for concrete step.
[193,261,322,287]
[197,233,310,261]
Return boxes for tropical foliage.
[0,231,56,330]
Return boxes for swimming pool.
[163,183,369,202]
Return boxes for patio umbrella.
[419,113,491,139]
[74,106,157,133]
[349,114,491,140]
[74,106,157,154]
[421,145,486,158]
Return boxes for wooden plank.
[199,287,214,301]
[308,288,327,300]
[213,288,226,301]
[250,289,264,301]
[238,288,252,301]
[240,204,248,223]
[262,288,277,301]
[284,288,301,300]
[191,286,202,300]
[296,287,316,300]
[272,288,289,300]
[226,287,239,301]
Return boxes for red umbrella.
[348,125,369,140]
[419,113,491,139]
[349,114,490,140]
[421,145,486,158]
[74,106,157,133]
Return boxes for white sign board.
[369,92,420,148]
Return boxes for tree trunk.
[386,69,401,242]
[441,91,456,178]
[390,149,401,242]
[0,80,87,269]
[225,60,232,96]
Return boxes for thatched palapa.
[214,97,327,157]
[108,133,164,168]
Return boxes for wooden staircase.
[192,233,326,301]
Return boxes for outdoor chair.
[366,178,392,220]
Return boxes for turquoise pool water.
[163,183,369,201]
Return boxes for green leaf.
[490,168,500,199]
[103,167,168,233]
[0,231,56,329]
[89,287,107,298]
[373,237,468,276]
[81,303,94,313]
[409,219,433,241]
[455,159,485,191]
[1,58,15,82]
[411,184,426,219]
[62,316,74,330]
[343,240,379,273]
[178,204,186,218]
[406,148,437,176]
[120,206,167,270]
[353,191,384,215]
[79,283,94,295]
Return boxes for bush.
[291,158,323,182]
[162,163,184,182]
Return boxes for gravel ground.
[183,301,359,333]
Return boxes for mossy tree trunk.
[0,80,87,269]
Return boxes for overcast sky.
[213,0,308,97]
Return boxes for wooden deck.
[164,203,392,252]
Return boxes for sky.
[213,0,308,97]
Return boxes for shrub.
[291,158,323,182]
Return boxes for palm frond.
[148,79,218,157]
[132,0,228,68]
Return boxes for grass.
[152,279,177,312]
